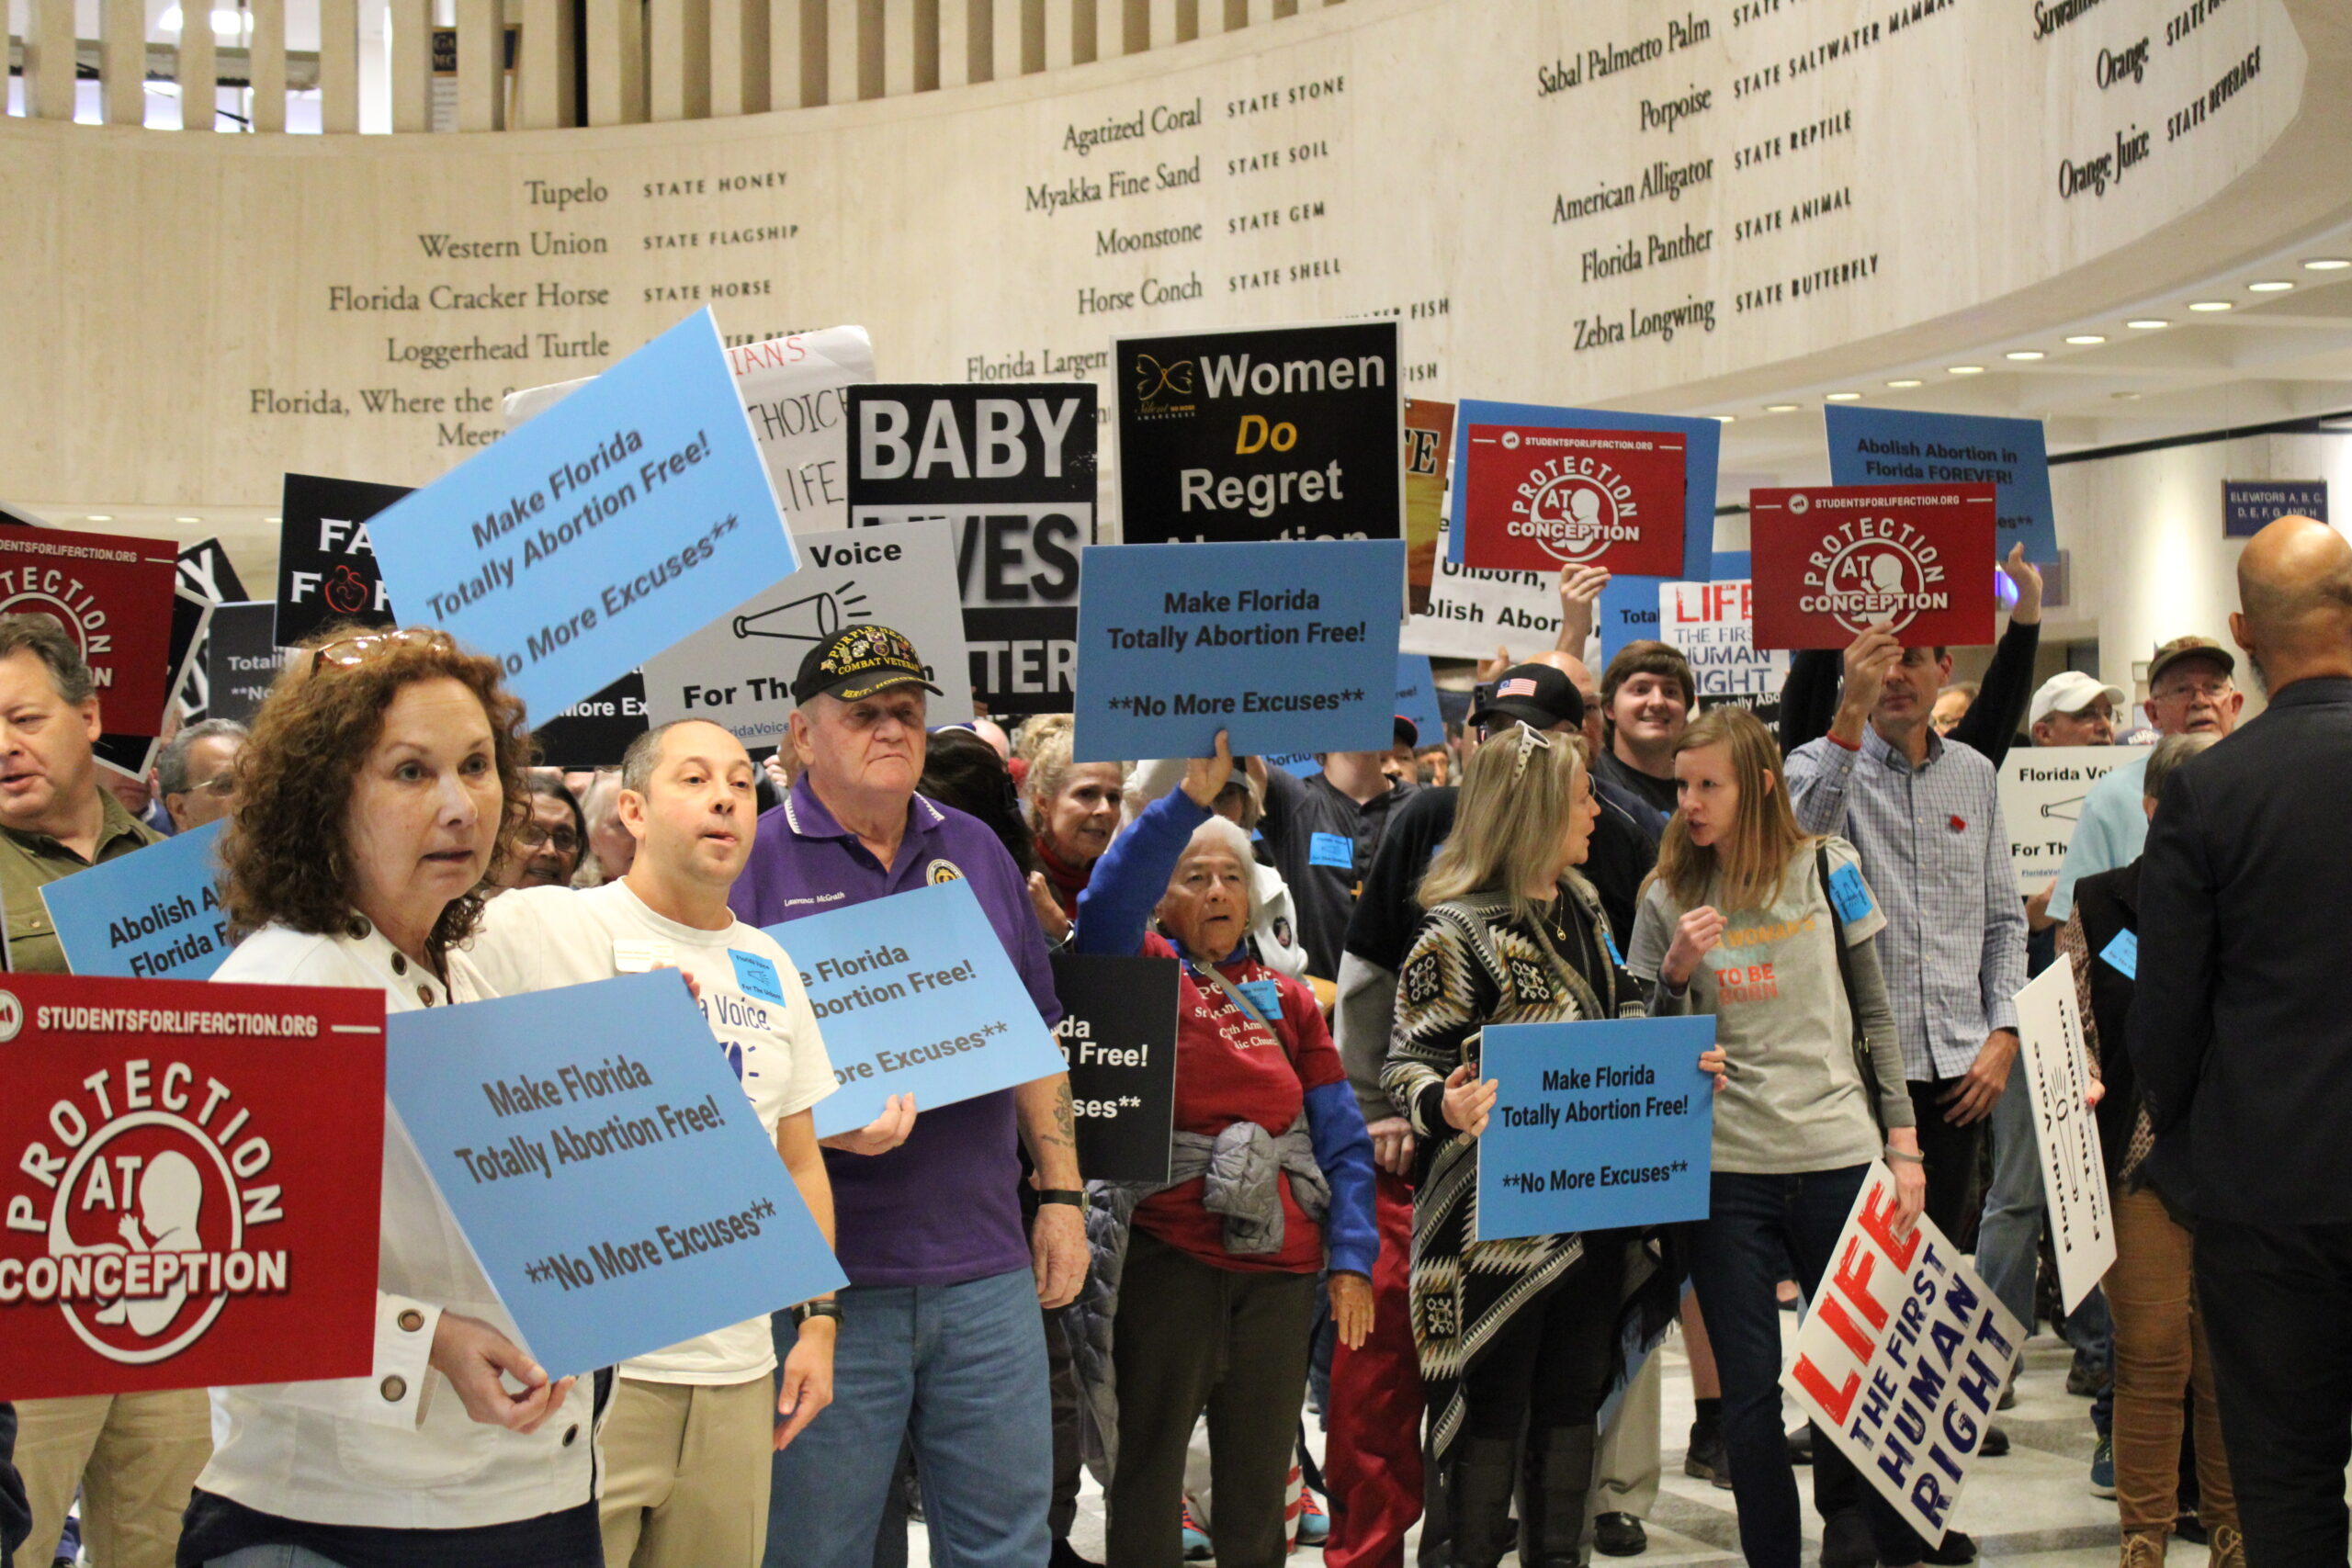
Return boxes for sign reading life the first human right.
[369,310,797,720]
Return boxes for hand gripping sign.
[0,974,386,1400]
[1781,1163,2026,1545]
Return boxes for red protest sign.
[1749,484,1996,649]
[1460,425,1687,576]
[0,527,183,736]
[0,974,385,1399]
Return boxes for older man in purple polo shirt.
[730,625,1085,1568]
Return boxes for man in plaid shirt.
[1783,625,2030,1568]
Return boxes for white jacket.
[199,920,599,1529]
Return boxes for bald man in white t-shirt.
[471,718,911,1568]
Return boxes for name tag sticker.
[1602,929,1627,969]
[1826,863,1876,926]
[729,949,786,1003]
[1235,978,1283,1020]
[2099,930,2138,981]
[1309,831,1355,871]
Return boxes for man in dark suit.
[2131,514,2352,1568]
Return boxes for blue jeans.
[1976,1056,2114,1435]
[1687,1167,1928,1568]
[764,1268,1050,1568]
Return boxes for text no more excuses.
[795,941,1005,1086]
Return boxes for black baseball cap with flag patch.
[791,625,945,705]
[1468,662,1586,733]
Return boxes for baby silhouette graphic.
[92,1150,204,1336]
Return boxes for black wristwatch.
[790,1299,843,1328]
[1036,1189,1086,1208]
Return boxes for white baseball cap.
[2030,671,2129,727]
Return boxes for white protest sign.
[1657,580,1787,697]
[1400,520,1563,660]
[1781,1163,2025,1546]
[641,517,974,746]
[508,325,875,531]
[2013,955,2115,1314]
[1996,745,2149,896]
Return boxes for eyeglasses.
[311,627,455,675]
[517,822,581,855]
[180,773,237,798]
[2153,677,2233,702]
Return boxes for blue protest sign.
[385,971,845,1375]
[41,820,230,981]
[369,310,797,722]
[1073,539,1405,762]
[762,878,1067,1137]
[1826,406,2056,563]
[1446,401,1717,578]
[1395,652,1443,749]
[1476,1015,1716,1241]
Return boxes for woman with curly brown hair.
[178,627,604,1568]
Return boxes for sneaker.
[1996,1384,2017,1411]
[1684,1422,1726,1484]
[2068,1358,2103,1397]
[1980,1425,2010,1459]
[2089,1436,2117,1499]
[1787,1425,1816,1466]
[1595,1512,1649,1557]
[1919,1529,1977,1565]
[1820,1507,1876,1568]
[1297,1489,1330,1548]
[2209,1522,2245,1568]
[1182,1499,1213,1561]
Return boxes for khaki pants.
[1594,1347,1662,1518]
[600,1375,774,1568]
[15,1390,210,1568]
[2109,1189,2237,1538]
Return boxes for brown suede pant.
[2107,1190,2237,1537]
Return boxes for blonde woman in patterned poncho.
[1382,725,1686,1568]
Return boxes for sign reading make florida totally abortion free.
[0,974,387,1400]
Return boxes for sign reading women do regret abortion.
[372,310,798,719]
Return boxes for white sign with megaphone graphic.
[640,516,975,744]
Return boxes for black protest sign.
[530,669,649,767]
[1115,321,1403,546]
[847,384,1095,715]
[175,537,251,721]
[1050,952,1179,1184]
[277,473,408,648]
[202,602,284,726]
[95,586,212,783]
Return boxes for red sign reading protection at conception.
[0,974,386,1399]
[1749,484,1996,649]
[1460,425,1687,576]
[0,527,182,738]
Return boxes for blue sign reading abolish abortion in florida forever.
[1475,1015,1717,1242]
[1446,400,1718,577]
[763,878,1068,1138]
[369,310,797,721]
[41,820,230,981]
[385,970,845,1376]
[1826,405,2056,563]
[1073,539,1406,763]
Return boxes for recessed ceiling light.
[2112,391,2143,400]
[1764,403,1800,413]
[1826,391,1861,401]
[264,516,281,524]
[2065,334,2108,344]
[2006,350,2046,361]
[1948,366,1984,375]
[2188,300,2233,312]
[2304,258,2351,271]
[2247,280,2293,293]
[2127,319,2169,329]
[85,514,113,523]
[1713,414,1736,423]
[1886,378,1923,389]
[173,515,201,524]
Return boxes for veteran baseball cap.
[2029,671,2129,727]
[790,625,944,705]
[1467,663,1587,733]
[2146,635,2236,690]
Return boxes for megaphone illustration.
[733,581,872,642]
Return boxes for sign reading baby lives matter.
[384,971,844,1375]
[1474,1016,1715,1242]
[1051,953,1180,1185]
[1749,486,1996,650]
[2013,957,2114,1314]
[0,973,386,1400]
[1072,539,1406,763]
[1460,425,1688,577]
[43,822,230,982]
[1116,321,1403,545]
[1997,746,2151,896]
[761,879,1068,1138]
[370,310,796,720]
[1781,1164,2025,1545]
